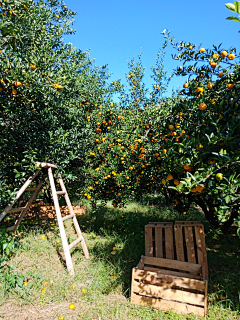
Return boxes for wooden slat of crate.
[131,293,205,316]
[145,226,153,257]
[174,224,185,261]
[143,267,202,280]
[133,268,206,292]
[155,227,163,258]
[132,281,205,306]
[184,226,196,264]
[131,263,207,316]
[143,256,202,277]
[194,224,208,280]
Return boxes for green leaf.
[235,1,240,13]
[225,3,236,12]
[226,16,240,22]
[225,195,231,203]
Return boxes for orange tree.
[0,0,120,207]
[83,33,240,234]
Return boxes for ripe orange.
[12,89,17,95]
[183,83,188,89]
[212,54,219,59]
[162,149,167,154]
[199,103,207,111]
[168,124,174,131]
[200,48,205,53]
[210,62,217,69]
[221,51,227,57]
[162,179,167,184]
[14,81,21,87]
[195,87,204,93]
[218,72,224,78]
[228,53,235,60]
[178,66,183,71]
[227,83,234,90]
[189,46,193,50]
[207,83,213,89]
[174,180,180,185]
[166,174,173,180]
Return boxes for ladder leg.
[48,168,75,277]
[0,170,40,223]
[7,181,43,233]
[57,173,90,259]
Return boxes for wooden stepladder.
[0,162,90,277]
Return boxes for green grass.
[0,196,239,319]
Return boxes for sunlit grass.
[0,196,239,319]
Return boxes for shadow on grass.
[3,196,240,312]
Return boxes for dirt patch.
[0,294,127,320]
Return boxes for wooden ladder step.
[8,206,26,213]
[62,214,74,222]
[56,191,66,195]
[69,237,83,250]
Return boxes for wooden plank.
[144,267,202,280]
[62,214,74,222]
[8,206,26,213]
[57,173,90,260]
[204,280,208,315]
[7,181,43,232]
[145,227,153,257]
[56,191,66,195]
[194,225,204,266]
[131,293,205,316]
[0,170,40,222]
[132,269,206,292]
[48,168,75,277]
[69,237,83,250]
[174,225,185,261]
[132,280,205,306]
[147,222,173,228]
[184,226,196,263]
[155,227,163,258]
[36,162,57,169]
[195,225,208,280]
[165,226,174,260]
[144,256,202,275]
[175,221,202,226]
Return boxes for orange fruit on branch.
[183,83,188,89]
[199,103,207,111]
[228,53,235,60]
[221,51,227,57]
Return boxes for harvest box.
[131,255,208,316]
[6,199,84,220]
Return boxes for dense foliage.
[1,1,239,234]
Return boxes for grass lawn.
[0,196,239,319]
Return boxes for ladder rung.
[69,237,83,250]
[8,206,26,213]
[25,187,37,191]
[62,214,74,222]
[56,191,66,195]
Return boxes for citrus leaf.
[234,1,240,13]
[225,3,236,12]
[226,16,240,22]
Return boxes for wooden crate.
[131,255,208,316]
[145,221,208,280]
[7,199,84,220]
